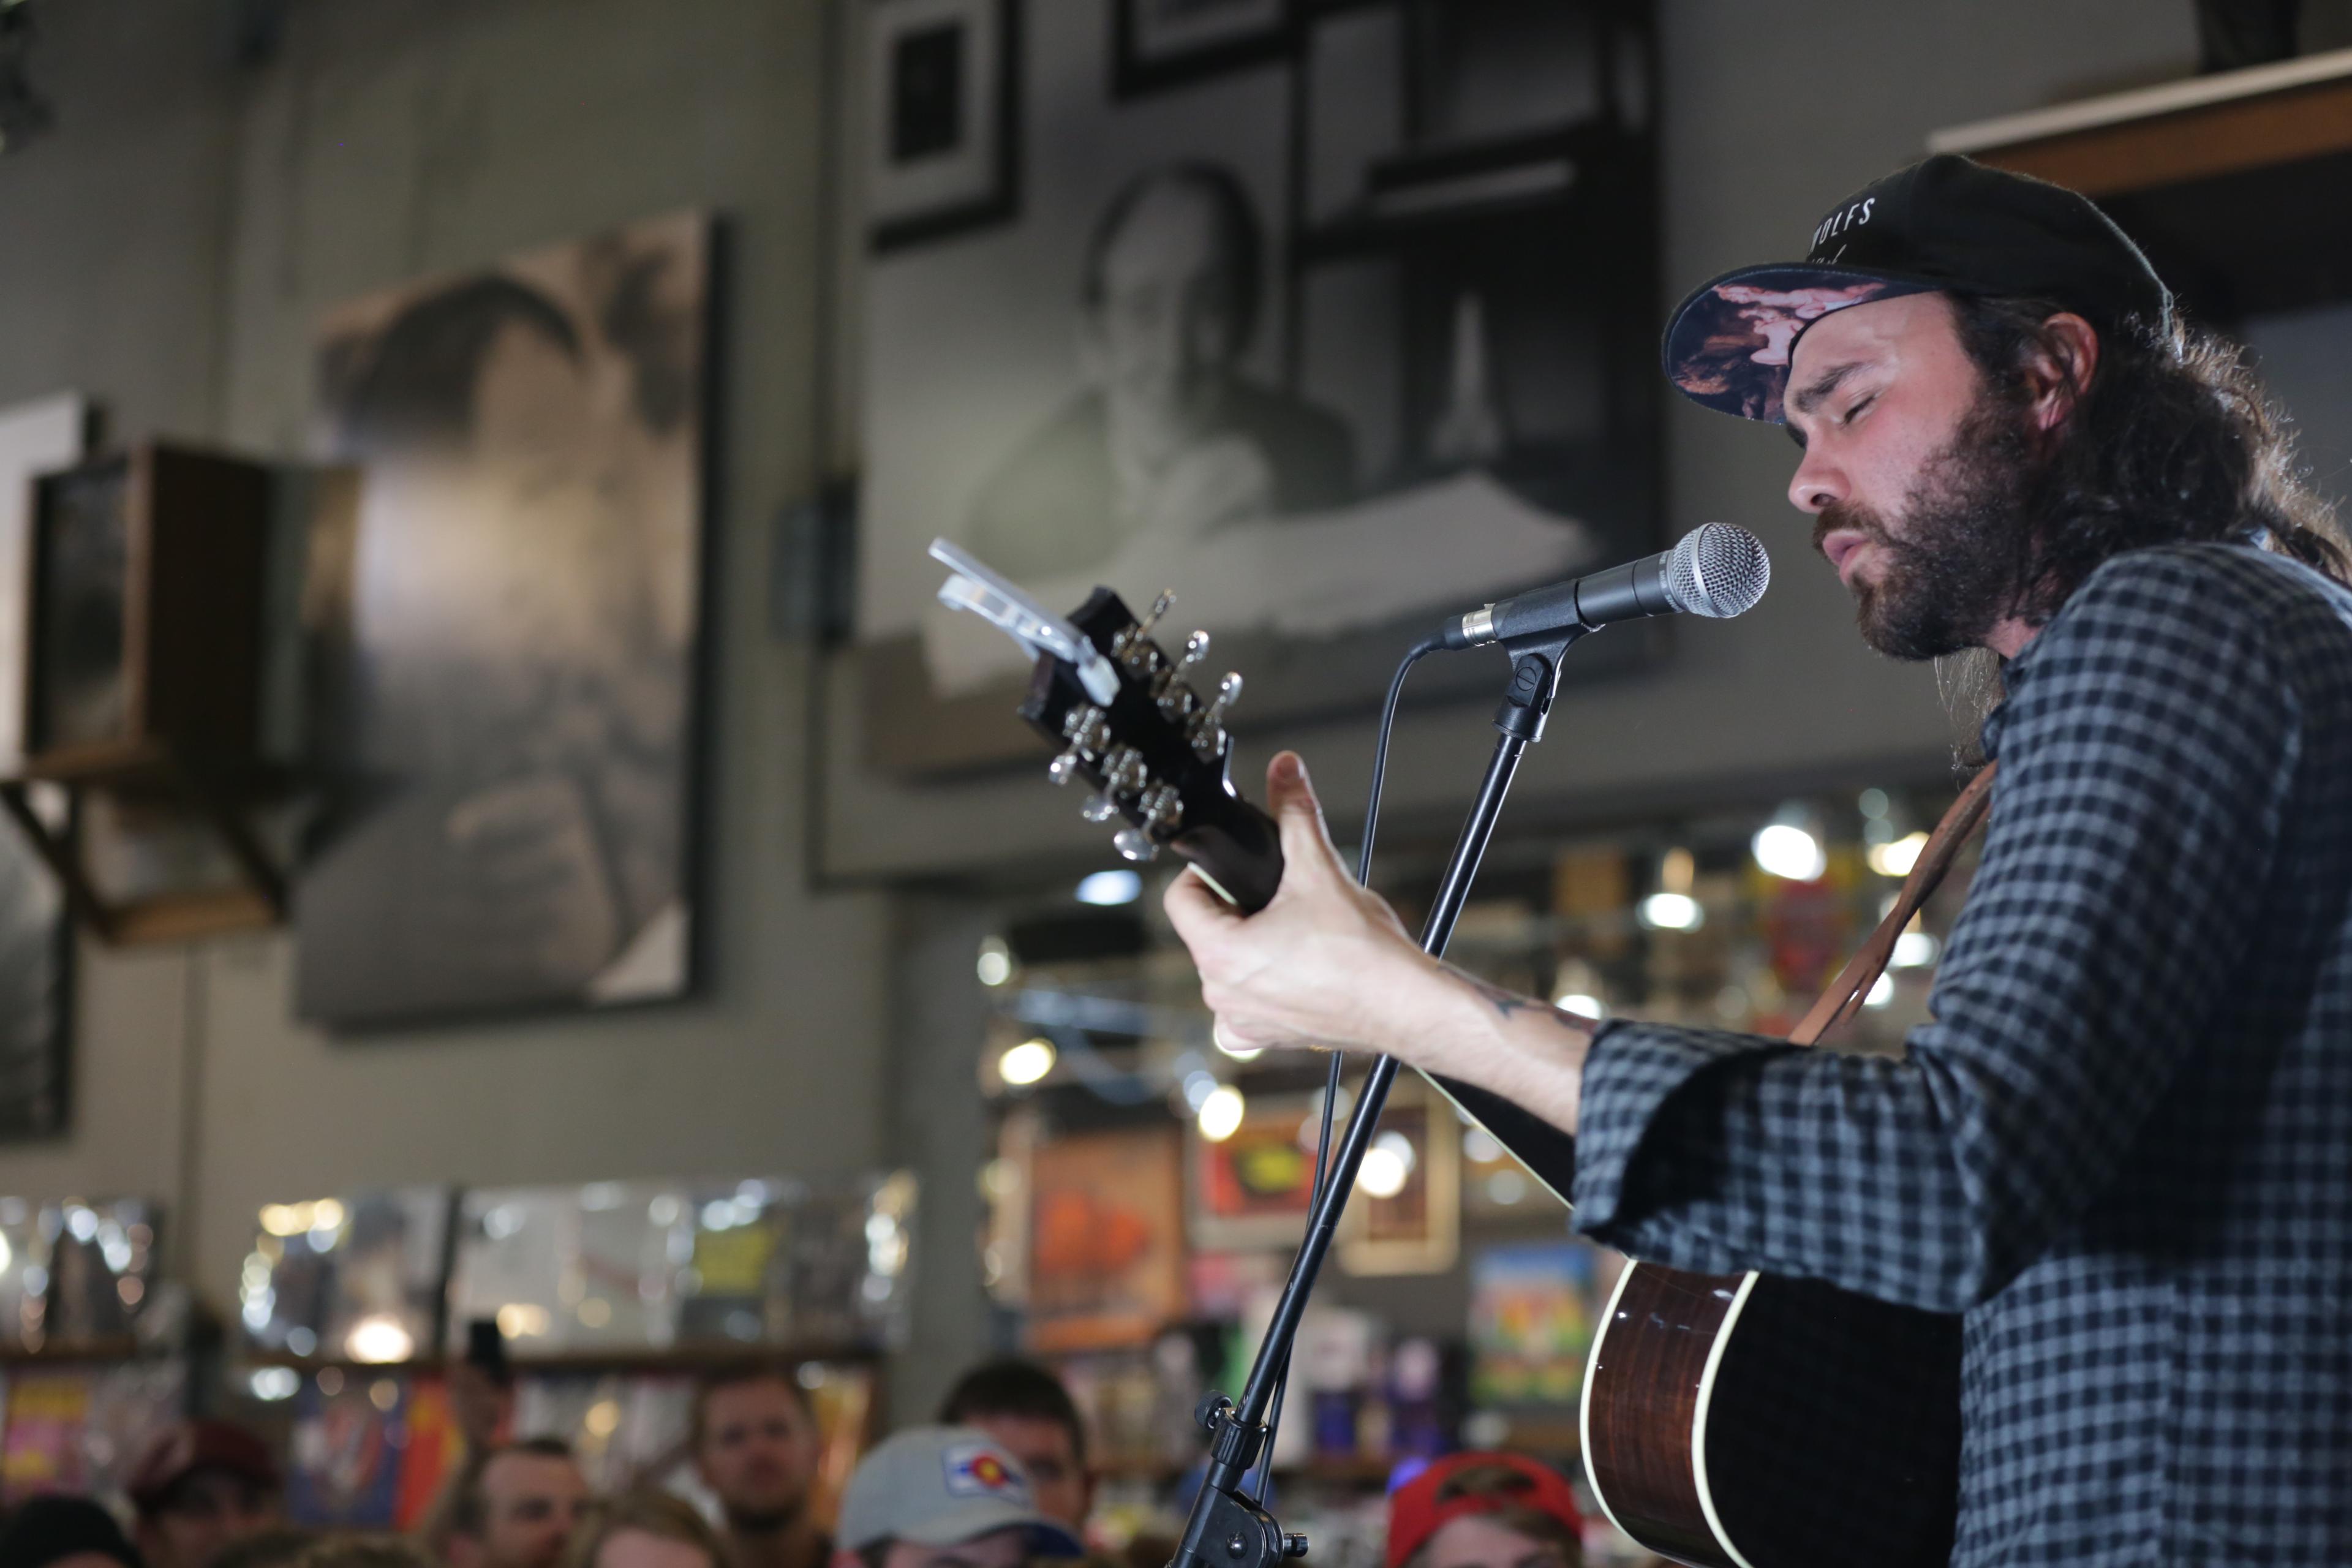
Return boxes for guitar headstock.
[1017,588,1282,913]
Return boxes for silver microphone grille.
[1665,522,1770,619]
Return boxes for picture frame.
[1337,1080,1459,1275]
[867,0,1022,252]
[1112,0,1293,98]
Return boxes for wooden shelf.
[1931,48,2352,318]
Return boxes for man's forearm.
[1387,964,1593,1136]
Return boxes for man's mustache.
[1812,502,1893,559]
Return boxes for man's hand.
[1163,751,1596,1135]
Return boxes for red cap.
[126,1419,281,1515]
[1385,1453,1585,1568]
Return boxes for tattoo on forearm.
[1456,970,1592,1037]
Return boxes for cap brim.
[899,1502,1085,1559]
[1662,263,1942,423]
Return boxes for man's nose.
[1787,446,1845,514]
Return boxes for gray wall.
[0,0,2203,1415]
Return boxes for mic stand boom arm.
[1167,627,1588,1568]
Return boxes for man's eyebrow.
[1787,359,1869,418]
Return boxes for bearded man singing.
[1164,156,2352,1566]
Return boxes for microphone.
[1442,522,1771,649]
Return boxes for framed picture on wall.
[1113,0,1292,99]
[1188,1091,1314,1250]
[867,0,1022,252]
[300,211,710,1028]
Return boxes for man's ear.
[2025,311,2100,434]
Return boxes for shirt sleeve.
[1570,551,2300,1310]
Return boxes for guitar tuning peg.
[1047,748,1083,786]
[1137,591,1174,637]
[1178,630,1210,670]
[1080,793,1119,823]
[1204,671,1243,725]
[1112,827,1161,862]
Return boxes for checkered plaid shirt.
[1574,543,2352,1566]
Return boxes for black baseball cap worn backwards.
[1662,154,2172,423]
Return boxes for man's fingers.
[1267,752,1349,888]
[1164,864,1243,945]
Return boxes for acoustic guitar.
[933,546,1983,1568]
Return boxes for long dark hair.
[1931,296,2350,764]
[1953,293,2351,617]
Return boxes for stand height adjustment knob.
[1283,1537,1308,1559]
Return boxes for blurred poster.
[288,1371,409,1528]
[1468,1242,1598,1406]
[856,6,1659,767]
[1188,1092,1314,1250]
[1,1368,90,1499]
[299,212,709,1026]
[1027,1128,1186,1351]
[0,394,77,1134]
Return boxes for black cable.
[1243,632,1444,1503]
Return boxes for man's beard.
[1814,395,2042,660]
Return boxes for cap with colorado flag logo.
[1661,154,2173,423]
[835,1426,1084,1557]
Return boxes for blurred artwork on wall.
[856,2,1660,769]
[298,212,709,1027]
[0,394,80,1135]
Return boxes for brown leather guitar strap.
[1788,763,2000,1048]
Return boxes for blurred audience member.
[296,1540,435,1568]
[564,1492,729,1568]
[129,1419,285,1568]
[445,1439,591,1568]
[692,1364,827,1568]
[0,1493,142,1568]
[831,1426,1080,1568]
[936,1360,1092,1536]
[213,1529,315,1568]
[1385,1454,1583,1568]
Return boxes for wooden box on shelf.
[0,442,289,944]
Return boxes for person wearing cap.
[127,1418,285,1568]
[1384,1454,1581,1568]
[936,1359,1093,1537]
[1166,153,2352,1565]
[0,1493,145,1568]
[832,1426,1082,1568]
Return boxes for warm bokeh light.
[1869,831,1929,878]
[998,1038,1057,1085]
[1638,891,1702,930]
[345,1313,414,1363]
[1753,822,1827,881]
[1197,1085,1246,1142]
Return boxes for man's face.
[960,1413,1090,1532]
[1782,292,2040,659]
[1088,183,1244,428]
[467,1450,592,1568]
[876,1527,1032,1568]
[695,1378,820,1526]
[1419,1515,1572,1568]
[135,1470,281,1568]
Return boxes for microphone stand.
[1168,627,1588,1568]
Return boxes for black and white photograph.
[297,210,709,1028]
[867,0,1022,251]
[1113,0,1292,99]
[856,1,1660,769]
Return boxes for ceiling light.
[1076,870,1142,906]
[1197,1085,1246,1142]
[1357,1144,1409,1199]
[1892,930,1940,968]
[997,1038,1056,1087]
[1752,821,1826,881]
[1638,891,1702,930]
[1868,831,1929,878]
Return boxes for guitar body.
[982,575,1972,1568]
[1421,1075,1962,1568]
[1581,1265,1961,1568]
